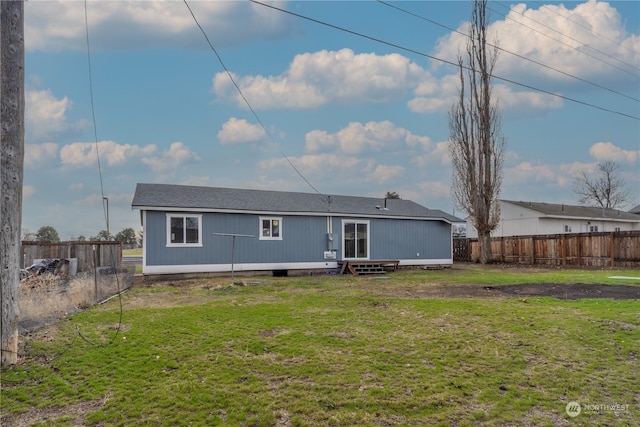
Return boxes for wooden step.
[338,260,399,275]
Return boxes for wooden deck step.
[338,260,399,275]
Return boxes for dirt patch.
[399,283,640,300]
[0,395,111,427]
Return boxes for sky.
[21,0,640,240]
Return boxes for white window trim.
[166,213,203,247]
[259,216,283,241]
[341,219,370,260]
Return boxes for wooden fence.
[454,230,640,267]
[21,241,122,273]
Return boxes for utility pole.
[1,0,25,366]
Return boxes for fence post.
[530,237,535,265]
[610,232,615,267]
[576,234,582,267]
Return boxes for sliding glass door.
[343,220,369,259]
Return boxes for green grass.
[2,265,639,426]
[122,247,142,256]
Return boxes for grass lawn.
[122,247,142,256]
[2,265,639,426]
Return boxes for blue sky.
[22,0,639,239]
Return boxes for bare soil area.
[396,283,640,300]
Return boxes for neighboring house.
[466,200,640,238]
[131,183,461,275]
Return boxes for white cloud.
[24,143,59,168]
[372,165,405,184]
[412,141,451,168]
[408,79,562,115]
[589,142,639,164]
[258,152,408,188]
[60,140,157,168]
[25,0,295,51]
[213,48,428,109]
[305,120,430,155]
[217,118,266,145]
[141,142,200,173]
[25,89,88,141]
[259,153,364,176]
[432,1,639,83]
[504,161,591,186]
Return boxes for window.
[589,225,599,232]
[260,217,282,240]
[614,227,621,232]
[166,214,202,246]
[343,220,369,259]
[564,225,572,233]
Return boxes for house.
[466,200,640,238]
[131,183,461,275]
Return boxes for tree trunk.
[478,230,492,264]
[1,0,24,366]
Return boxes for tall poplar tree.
[448,0,505,264]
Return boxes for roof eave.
[132,205,451,222]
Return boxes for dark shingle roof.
[503,200,640,221]
[132,183,461,222]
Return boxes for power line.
[84,0,109,231]
[250,0,638,121]
[530,0,638,58]
[490,1,639,76]
[81,0,123,348]
[377,0,639,103]
[182,0,322,195]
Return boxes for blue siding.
[331,217,451,260]
[145,210,451,270]
[146,211,328,266]
[370,218,451,260]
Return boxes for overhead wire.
[249,0,638,121]
[182,0,322,196]
[79,0,124,349]
[377,0,639,103]
[489,1,639,76]
[530,0,638,57]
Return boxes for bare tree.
[573,161,631,209]
[385,191,401,199]
[448,0,505,264]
